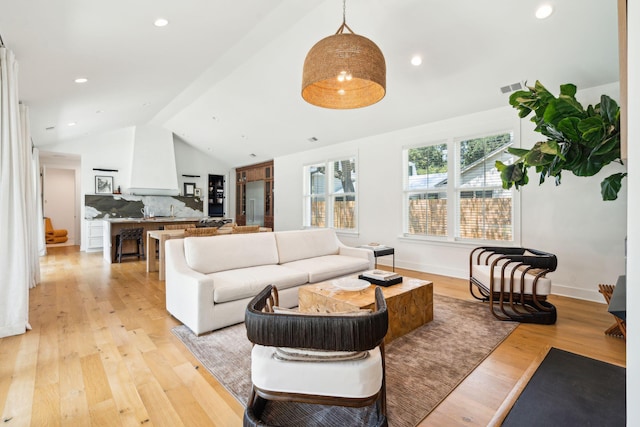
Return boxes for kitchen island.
[103,217,202,263]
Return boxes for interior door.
[245,180,265,226]
[43,167,76,244]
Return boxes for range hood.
[127,125,180,196]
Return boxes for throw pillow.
[273,347,369,362]
[272,306,372,316]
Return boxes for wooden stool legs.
[598,284,626,340]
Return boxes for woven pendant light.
[302,1,386,109]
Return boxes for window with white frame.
[404,131,516,242]
[303,157,357,230]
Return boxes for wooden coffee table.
[298,276,433,343]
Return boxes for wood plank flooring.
[0,247,626,426]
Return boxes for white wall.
[275,83,626,302]
[174,138,231,216]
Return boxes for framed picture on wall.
[95,176,113,194]
[184,182,195,196]
[194,188,202,197]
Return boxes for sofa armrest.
[338,246,375,269]
[165,239,216,335]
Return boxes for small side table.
[359,245,395,271]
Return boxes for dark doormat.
[502,348,626,427]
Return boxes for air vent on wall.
[500,81,524,94]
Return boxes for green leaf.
[571,156,604,177]
[559,83,577,97]
[598,95,619,125]
[533,81,555,104]
[496,161,528,189]
[556,117,581,141]
[562,143,584,170]
[591,135,620,156]
[578,116,605,145]
[601,173,627,201]
[507,147,531,157]
[539,140,563,157]
[523,142,554,166]
[544,97,585,125]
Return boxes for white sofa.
[165,228,374,335]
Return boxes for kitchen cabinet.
[86,220,104,252]
[208,174,225,217]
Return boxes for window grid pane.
[310,196,326,227]
[304,157,357,230]
[457,132,514,241]
[332,158,357,194]
[458,190,512,241]
[333,195,356,230]
[408,192,447,236]
[309,165,325,195]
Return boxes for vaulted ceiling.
[1,0,619,168]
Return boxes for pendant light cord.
[336,0,355,34]
[343,0,346,25]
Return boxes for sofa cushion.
[275,228,339,264]
[212,265,308,304]
[184,232,279,274]
[283,254,370,283]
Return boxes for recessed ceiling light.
[68,122,77,127]
[74,77,88,83]
[411,55,422,66]
[154,18,169,27]
[249,153,257,157]
[535,4,554,19]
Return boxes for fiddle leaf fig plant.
[496,81,626,200]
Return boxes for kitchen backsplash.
[85,194,204,219]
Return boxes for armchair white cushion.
[251,345,383,398]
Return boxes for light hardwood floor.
[0,246,626,426]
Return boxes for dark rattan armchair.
[469,246,558,324]
[244,284,389,427]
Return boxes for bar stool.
[114,227,145,263]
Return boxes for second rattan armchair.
[469,246,558,324]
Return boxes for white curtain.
[0,47,40,338]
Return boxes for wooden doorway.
[235,160,273,229]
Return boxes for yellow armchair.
[44,217,68,244]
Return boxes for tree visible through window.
[304,157,357,230]
[405,132,515,242]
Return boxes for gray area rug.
[172,294,518,427]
